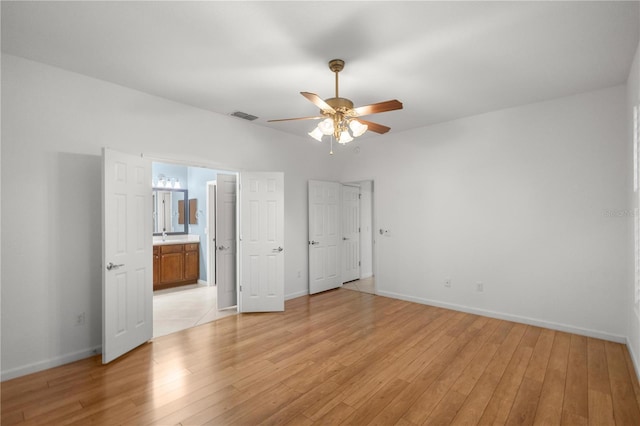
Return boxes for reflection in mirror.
[152,188,188,235]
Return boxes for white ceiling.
[2,1,639,139]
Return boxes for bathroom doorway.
[151,161,238,337]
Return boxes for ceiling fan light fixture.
[318,118,335,135]
[349,120,368,137]
[308,127,324,142]
[338,130,354,144]
[268,59,403,153]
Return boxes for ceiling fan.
[268,59,403,153]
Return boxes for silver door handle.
[343,237,349,241]
[217,245,228,250]
[272,246,284,253]
[106,262,125,271]
[309,241,319,245]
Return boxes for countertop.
[153,235,200,246]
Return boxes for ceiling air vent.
[230,111,258,121]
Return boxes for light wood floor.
[2,289,640,425]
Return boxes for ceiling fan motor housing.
[323,97,354,113]
[328,59,345,73]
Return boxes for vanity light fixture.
[154,175,181,189]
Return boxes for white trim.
[197,279,209,286]
[143,153,239,173]
[377,290,626,343]
[1,346,102,382]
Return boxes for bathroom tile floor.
[342,276,376,294]
[153,284,237,338]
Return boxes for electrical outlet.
[476,282,484,292]
[75,312,86,326]
[444,277,451,288]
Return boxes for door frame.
[144,155,240,315]
[206,180,216,286]
[342,179,377,283]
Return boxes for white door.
[102,148,152,364]
[239,172,285,312]
[308,180,341,294]
[342,185,360,283]
[216,174,237,310]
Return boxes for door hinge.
[358,261,361,266]
[240,285,242,292]
[359,193,361,199]
[358,227,361,233]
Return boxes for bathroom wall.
[187,166,219,282]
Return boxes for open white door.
[102,148,152,364]
[308,180,341,294]
[216,174,237,310]
[239,172,284,312]
[342,185,360,283]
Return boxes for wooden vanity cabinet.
[184,243,199,281]
[153,242,199,291]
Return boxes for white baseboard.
[198,279,209,285]
[377,290,626,344]
[1,345,102,382]
[285,289,308,301]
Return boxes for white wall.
[339,85,629,341]
[627,42,640,377]
[1,52,634,380]
[0,54,340,379]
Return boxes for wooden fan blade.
[267,116,323,123]
[301,92,336,114]
[356,118,390,134]
[353,100,403,117]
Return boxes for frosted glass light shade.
[349,120,368,137]
[308,127,324,142]
[338,130,354,144]
[318,118,335,135]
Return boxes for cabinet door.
[184,245,199,281]
[160,252,184,284]
[153,248,160,286]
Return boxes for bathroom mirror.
[152,188,188,235]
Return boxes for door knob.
[272,246,284,253]
[106,262,125,271]
[217,245,227,250]
[343,237,350,241]
[309,241,319,245]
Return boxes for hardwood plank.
[605,341,640,425]
[586,338,615,425]
[561,334,589,422]
[505,328,555,425]
[533,331,571,426]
